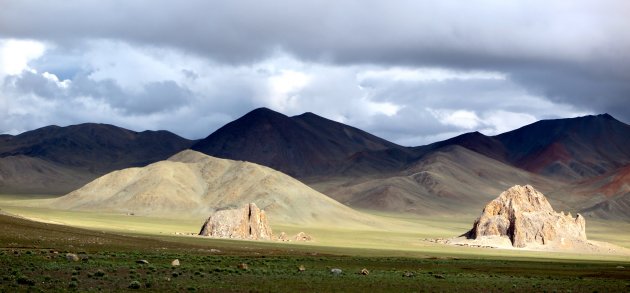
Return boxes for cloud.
[0,1,627,145]
[0,39,45,76]
[0,39,590,145]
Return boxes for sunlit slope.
[52,150,374,227]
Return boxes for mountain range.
[1,108,629,220]
[0,123,193,193]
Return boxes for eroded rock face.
[198,203,272,240]
[466,185,586,248]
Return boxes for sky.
[0,1,628,146]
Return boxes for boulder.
[294,232,312,241]
[277,232,289,241]
[465,185,586,248]
[198,203,272,240]
[171,259,180,267]
[65,253,79,262]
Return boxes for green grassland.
[1,194,630,291]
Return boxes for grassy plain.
[1,194,629,291]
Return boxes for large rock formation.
[465,185,586,248]
[198,203,272,240]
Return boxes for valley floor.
[1,194,629,291]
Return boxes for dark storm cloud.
[1,0,628,122]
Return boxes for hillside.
[52,150,374,226]
[0,155,93,194]
[310,145,561,215]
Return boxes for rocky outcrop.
[198,203,272,240]
[465,185,586,248]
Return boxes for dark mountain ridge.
[191,107,409,177]
[425,114,630,181]
[0,123,195,193]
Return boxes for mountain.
[0,123,194,194]
[495,114,630,180]
[414,114,630,182]
[52,150,375,227]
[191,107,410,178]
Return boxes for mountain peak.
[597,113,615,120]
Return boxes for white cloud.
[42,72,71,88]
[428,109,482,129]
[0,39,46,76]
[357,68,506,83]
[266,70,311,111]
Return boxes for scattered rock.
[434,274,446,279]
[402,271,414,277]
[171,259,180,267]
[136,259,149,265]
[294,232,312,241]
[360,268,369,275]
[330,268,342,275]
[237,263,249,270]
[66,253,79,262]
[278,232,289,241]
[199,203,272,240]
[298,265,306,272]
[465,185,587,248]
[128,280,142,289]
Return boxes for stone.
[237,263,248,270]
[294,232,312,241]
[171,259,180,267]
[330,268,342,275]
[66,253,79,262]
[198,203,272,240]
[298,265,306,272]
[136,259,149,264]
[278,232,289,241]
[360,268,369,275]
[434,274,445,279]
[465,185,587,248]
[402,271,414,277]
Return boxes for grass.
[1,194,630,291]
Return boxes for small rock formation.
[66,253,79,262]
[360,268,370,275]
[330,268,343,275]
[171,259,180,267]
[465,185,586,248]
[136,259,149,264]
[294,232,312,241]
[298,265,306,272]
[237,263,248,270]
[277,232,289,241]
[198,203,272,240]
